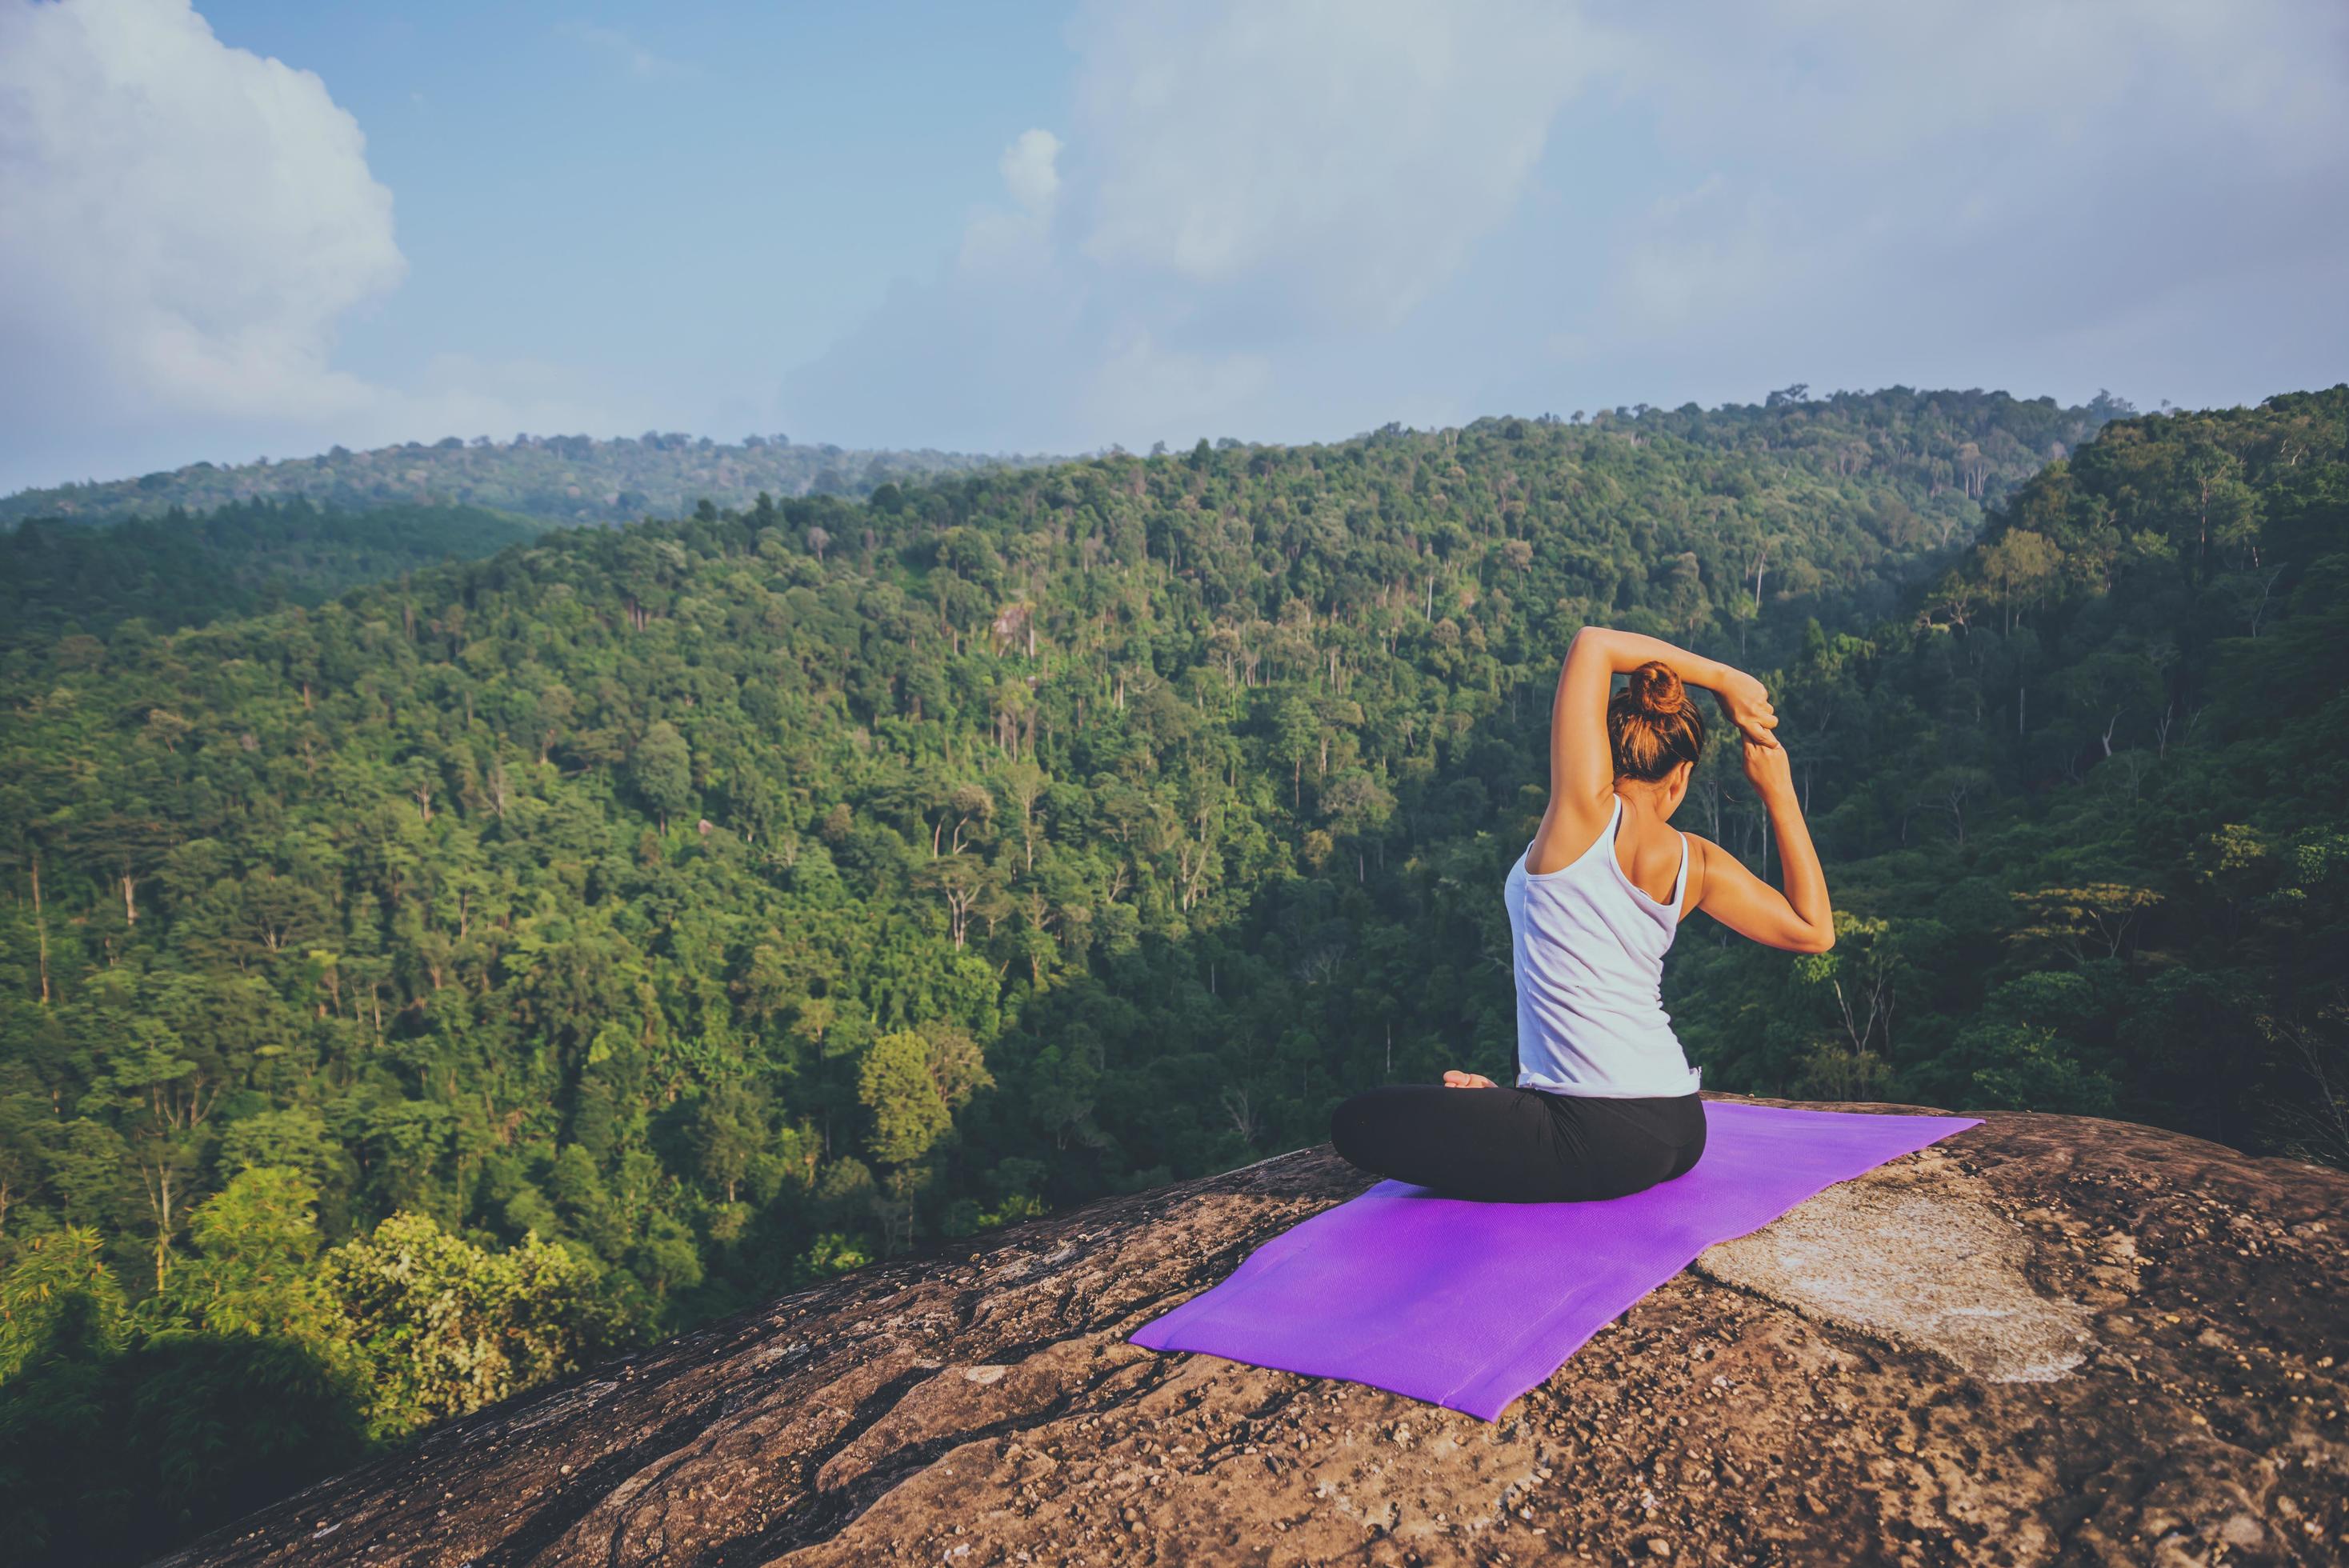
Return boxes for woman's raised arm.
[1685,740,1835,954]
[1535,627,1780,865]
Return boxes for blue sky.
[2,0,2345,493]
[219,2,1075,423]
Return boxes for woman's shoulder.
[1675,830,1721,904]
[1524,793,1618,876]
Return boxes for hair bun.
[1627,660,1687,717]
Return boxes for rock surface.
[165,1096,2347,1567]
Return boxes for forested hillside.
[1668,390,2347,1162]
[0,430,1052,530]
[10,383,2345,1560]
[2,500,543,651]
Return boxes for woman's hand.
[1715,668,1780,749]
[1740,736,1795,799]
[1442,1070,1499,1090]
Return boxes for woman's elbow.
[1574,623,1627,646]
[1792,925,1836,954]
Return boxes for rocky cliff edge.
[164,1097,2347,1567]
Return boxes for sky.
[2,0,2344,494]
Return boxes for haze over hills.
[2,501,546,652]
[0,430,1062,530]
[2,382,2343,1561]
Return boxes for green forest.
[0,430,1054,530]
[2,384,2342,1561]
[2,500,543,651]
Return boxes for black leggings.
[1329,1083,1707,1202]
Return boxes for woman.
[1329,626,1835,1202]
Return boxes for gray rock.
[160,1096,2349,1567]
[1694,1153,2098,1382]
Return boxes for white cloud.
[959,129,1065,278]
[0,0,404,429]
[1584,0,2349,383]
[783,0,1595,450]
[0,0,637,491]
[789,0,2348,454]
[11,0,2336,487]
[1072,0,1596,326]
[1000,128,1062,215]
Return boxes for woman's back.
[1329,627,1829,1206]
[1504,797,1703,1099]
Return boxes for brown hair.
[1608,661,1706,782]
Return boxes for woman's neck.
[1615,784,1675,828]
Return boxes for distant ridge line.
[0,431,1063,530]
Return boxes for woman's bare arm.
[1531,626,1780,872]
[1686,740,1835,953]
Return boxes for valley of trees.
[2,383,2343,1560]
[0,430,1055,531]
[2,500,542,652]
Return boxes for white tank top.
[1503,796,1704,1099]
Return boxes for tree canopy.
[3,382,2343,1559]
[0,431,1055,530]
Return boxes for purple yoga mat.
[1130,1099,1982,1420]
